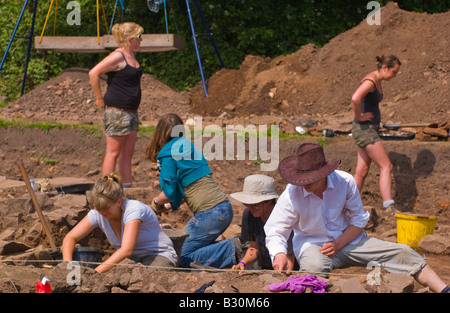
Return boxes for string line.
[0,258,369,279]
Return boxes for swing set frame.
[0,0,223,97]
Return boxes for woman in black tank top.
[351,55,401,213]
[89,22,144,187]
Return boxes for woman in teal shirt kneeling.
[145,113,234,268]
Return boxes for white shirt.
[264,170,370,261]
[88,199,178,265]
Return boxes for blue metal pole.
[21,0,38,96]
[0,0,30,72]
[108,0,119,36]
[185,0,207,97]
[192,0,225,68]
[163,0,169,38]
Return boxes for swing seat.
[34,34,185,53]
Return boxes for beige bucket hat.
[230,174,279,204]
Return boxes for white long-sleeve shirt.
[264,170,370,261]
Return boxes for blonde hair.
[111,22,144,47]
[145,113,185,163]
[89,173,124,212]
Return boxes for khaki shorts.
[103,108,139,137]
[352,122,380,148]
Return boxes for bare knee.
[105,148,120,160]
[379,160,393,174]
[355,166,369,178]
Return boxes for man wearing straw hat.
[264,143,449,293]
[230,174,296,274]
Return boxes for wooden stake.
[17,161,57,252]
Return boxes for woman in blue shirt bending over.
[145,113,234,268]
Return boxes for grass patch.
[0,119,65,133]
[0,119,156,137]
[0,118,343,143]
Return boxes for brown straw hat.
[278,143,341,186]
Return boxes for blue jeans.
[179,201,234,268]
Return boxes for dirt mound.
[2,3,448,129]
[0,68,190,126]
[189,2,450,125]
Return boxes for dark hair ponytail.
[376,55,401,69]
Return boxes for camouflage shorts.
[351,122,380,148]
[103,108,139,136]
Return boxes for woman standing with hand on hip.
[351,55,401,213]
[89,22,144,188]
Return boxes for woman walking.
[351,55,401,212]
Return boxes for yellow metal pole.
[97,0,100,44]
[100,0,109,33]
[39,0,55,43]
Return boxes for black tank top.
[103,51,143,110]
[353,78,383,125]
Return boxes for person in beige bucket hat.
[230,175,296,274]
[230,174,279,204]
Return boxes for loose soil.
[0,3,448,294]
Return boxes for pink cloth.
[269,275,328,293]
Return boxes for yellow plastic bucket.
[395,213,438,249]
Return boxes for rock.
[382,273,415,293]
[0,241,32,256]
[130,266,145,284]
[53,194,87,209]
[375,283,392,293]
[127,282,143,293]
[146,282,168,293]
[119,272,131,287]
[422,126,448,138]
[418,234,450,255]
[45,206,86,227]
[418,120,449,141]
[259,273,283,286]
[102,271,121,288]
[86,169,100,176]
[393,94,408,102]
[0,245,52,267]
[147,282,158,293]
[364,206,378,230]
[124,187,154,202]
[224,104,235,111]
[111,286,128,293]
[333,277,368,293]
[205,283,224,293]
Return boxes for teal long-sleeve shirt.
[157,137,212,208]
